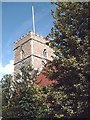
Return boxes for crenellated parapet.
[14,31,54,75]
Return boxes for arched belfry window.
[20,49,24,60]
[42,60,45,68]
[43,49,47,58]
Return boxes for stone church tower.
[14,31,54,75]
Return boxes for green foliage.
[1,74,13,118]
[2,75,12,104]
[2,66,52,119]
[2,2,89,119]
[46,2,89,118]
[2,65,39,119]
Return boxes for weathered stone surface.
[14,31,54,75]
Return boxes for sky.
[0,2,55,79]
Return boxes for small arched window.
[20,50,24,60]
[42,60,45,68]
[43,49,47,58]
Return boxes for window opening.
[43,49,47,58]
[20,50,24,60]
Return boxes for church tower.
[14,31,54,75]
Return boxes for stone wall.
[14,31,54,75]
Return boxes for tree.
[1,74,13,118]
[2,2,89,119]
[46,2,89,118]
[1,65,52,119]
[1,65,39,119]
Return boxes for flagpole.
[32,6,35,33]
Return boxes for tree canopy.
[46,2,89,118]
[1,2,89,119]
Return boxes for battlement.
[14,31,47,50]
[14,30,54,75]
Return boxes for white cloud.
[0,60,14,80]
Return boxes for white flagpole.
[32,6,35,33]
